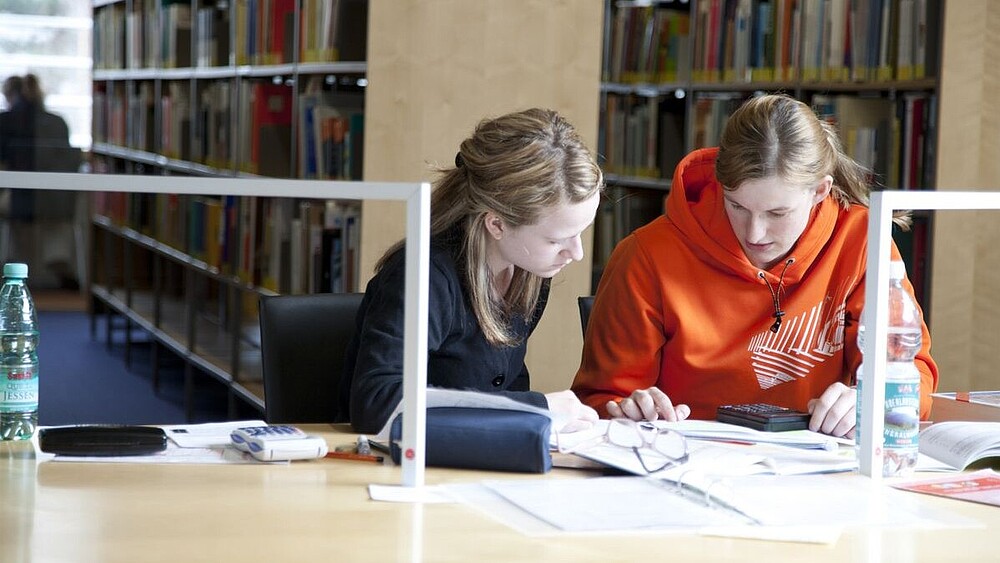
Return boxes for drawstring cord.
[758,258,795,333]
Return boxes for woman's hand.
[545,390,599,433]
[807,382,856,438]
[606,387,691,422]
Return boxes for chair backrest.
[258,292,364,424]
[578,295,595,338]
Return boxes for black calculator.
[716,403,811,432]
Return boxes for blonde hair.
[377,108,604,346]
[715,94,910,229]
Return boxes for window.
[0,1,92,148]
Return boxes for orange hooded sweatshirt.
[573,148,938,420]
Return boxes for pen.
[367,439,392,455]
[325,451,384,463]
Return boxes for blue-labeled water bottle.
[855,260,922,477]
[0,263,39,440]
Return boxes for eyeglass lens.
[606,419,686,459]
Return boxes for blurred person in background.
[0,73,81,289]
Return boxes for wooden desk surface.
[2,425,998,563]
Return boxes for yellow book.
[235,0,248,65]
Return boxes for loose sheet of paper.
[444,473,980,543]
[162,419,267,448]
[368,483,455,503]
[481,476,752,532]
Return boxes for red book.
[250,82,293,176]
[269,0,296,63]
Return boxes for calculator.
[230,425,329,461]
[716,403,811,432]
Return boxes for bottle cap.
[3,263,28,278]
[889,260,906,281]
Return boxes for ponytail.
[821,116,912,230]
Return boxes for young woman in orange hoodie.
[572,94,938,438]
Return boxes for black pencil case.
[389,407,552,473]
[39,425,168,456]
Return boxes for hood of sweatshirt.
[665,147,840,286]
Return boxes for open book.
[916,421,1000,471]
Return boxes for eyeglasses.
[557,418,689,474]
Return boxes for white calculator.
[230,425,329,461]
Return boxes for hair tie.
[454,152,465,168]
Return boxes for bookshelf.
[90,0,605,417]
[90,0,371,419]
[595,0,943,308]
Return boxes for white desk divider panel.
[1,172,432,488]
[862,189,1000,479]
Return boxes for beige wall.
[361,0,604,391]
[930,0,1000,391]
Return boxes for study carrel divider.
[862,189,1000,478]
[2,170,432,488]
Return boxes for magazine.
[893,469,1000,508]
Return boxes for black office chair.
[578,295,595,338]
[258,292,364,424]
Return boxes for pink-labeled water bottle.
[855,260,922,477]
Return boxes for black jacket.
[0,102,80,221]
[345,228,550,433]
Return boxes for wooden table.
[2,424,998,562]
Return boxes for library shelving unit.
[90,0,607,417]
[90,0,370,419]
[596,0,943,309]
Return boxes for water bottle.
[0,263,39,440]
[855,260,922,477]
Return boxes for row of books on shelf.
[235,0,368,65]
[606,0,939,85]
[607,2,691,84]
[241,0,369,65]
[812,91,936,191]
[94,0,368,70]
[599,93,685,180]
[91,189,361,296]
[600,90,937,190]
[96,0,202,70]
[93,77,364,180]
